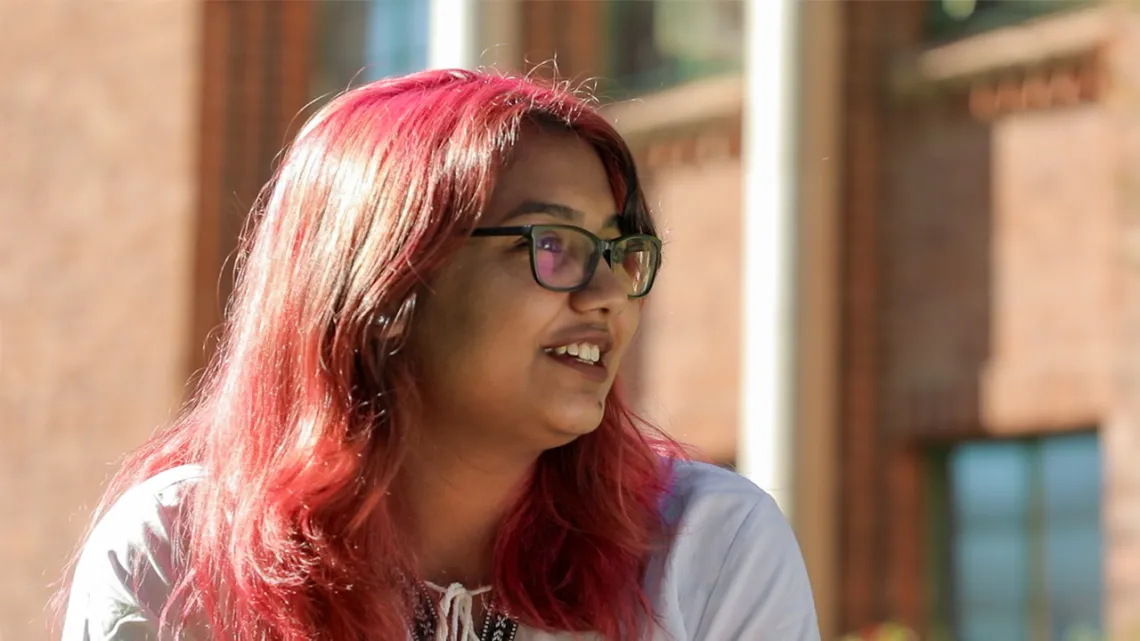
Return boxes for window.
[360,0,429,81]
[932,433,1103,641]
[310,0,429,101]
[926,0,1090,42]
[603,0,743,96]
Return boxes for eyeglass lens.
[530,226,657,296]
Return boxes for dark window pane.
[362,0,428,82]
[957,613,1028,641]
[1041,433,1101,513]
[955,527,1030,605]
[310,0,428,101]
[1041,434,1103,640]
[949,441,1031,519]
[604,0,743,96]
[949,441,1032,641]
[925,0,1090,42]
[943,433,1103,641]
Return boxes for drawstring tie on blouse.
[423,581,492,641]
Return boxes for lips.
[541,328,615,381]
[544,341,603,365]
[543,348,609,383]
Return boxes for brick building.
[4,1,1139,640]
[519,1,1139,639]
[1,3,205,639]
[829,2,1138,640]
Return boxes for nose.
[570,257,629,315]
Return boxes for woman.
[59,69,818,641]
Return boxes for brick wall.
[0,2,201,638]
[635,146,744,463]
[192,1,313,373]
[882,103,1116,437]
[513,0,1138,636]
[866,2,1136,638]
[838,0,890,629]
[882,106,993,438]
[1104,5,1140,637]
[984,106,1116,432]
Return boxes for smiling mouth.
[542,342,610,384]
[543,341,604,366]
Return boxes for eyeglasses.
[470,224,661,298]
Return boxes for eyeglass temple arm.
[469,226,532,237]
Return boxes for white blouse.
[62,460,820,641]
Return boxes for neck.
[396,440,537,589]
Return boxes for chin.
[540,406,605,447]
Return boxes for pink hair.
[58,69,686,640]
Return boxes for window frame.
[925,0,1091,43]
[600,0,744,98]
[928,431,1103,641]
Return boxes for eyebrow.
[501,200,621,229]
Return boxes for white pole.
[739,0,798,517]
[428,0,477,70]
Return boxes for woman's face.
[408,128,642,456]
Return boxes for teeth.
[545,342,603,364]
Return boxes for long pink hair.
[59,69,684,640]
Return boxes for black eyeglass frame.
[470,224,662,299]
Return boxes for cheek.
[610,302,642,361]
[409,269,485,366]
[416,268,555,370]
[620,300,643,335]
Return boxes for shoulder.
[94,464,203,529]
[663,459,773,518]
[62,465,205,640]
[653,459,820,641]
[658,460,792,566]
[82,465,204,569]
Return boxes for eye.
[534,231,565,253]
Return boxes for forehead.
[484,128,619,228]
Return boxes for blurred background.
[1,0,1135,639]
